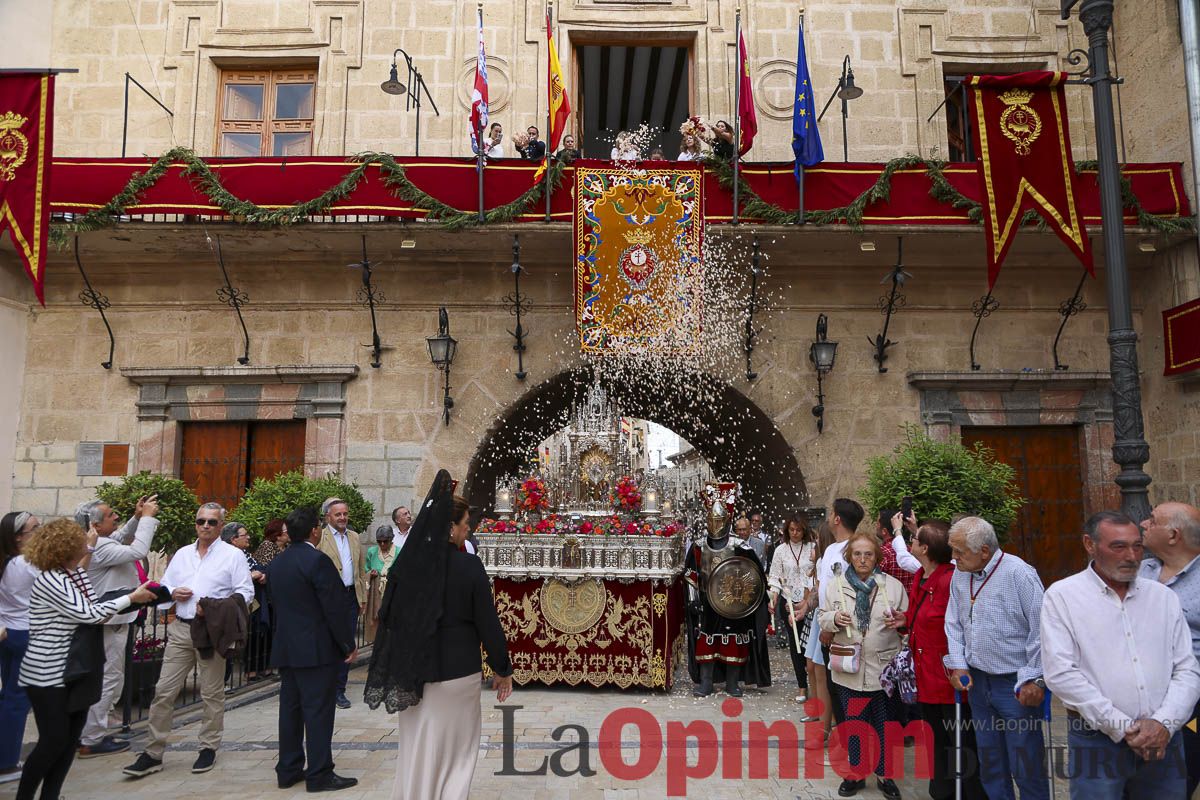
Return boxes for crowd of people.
[470,118,740,165]
[2,482,1200,799]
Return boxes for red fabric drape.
[48,156,1190,226]
[0,74,54,303]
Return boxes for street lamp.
[381,48,441,157]
[809,314,838,434]
[818,55,864,162]
[426,307,458,425]
[1060,0,1153,522]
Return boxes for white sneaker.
[0,764,22,783]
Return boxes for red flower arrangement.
[474,516,681,538]
[611,476,642,512]
[516,476,550,512]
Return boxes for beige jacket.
[819,570,908,692]
[318,526,368,606]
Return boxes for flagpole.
[732,7,742,226]
[797,13,805,225]
[544,2,553,223]
[477,3,486,224]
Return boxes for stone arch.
[464,367,807,517]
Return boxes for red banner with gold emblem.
[1164,297,1200,377]
[0,74,53,304]
[969,71,1093,290]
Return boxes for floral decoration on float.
[611,475,642,513]
[516,476,550,513]
[476,515,682,538]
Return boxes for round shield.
[705,555,765,619]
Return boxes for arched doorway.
[464,367,807,516]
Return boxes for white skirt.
[391,672,482,800]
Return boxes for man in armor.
[684,498,771,697]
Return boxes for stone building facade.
[1,1,1197,579]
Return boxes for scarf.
[843,567,879,634]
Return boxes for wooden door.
[180,420,306,510]
[961,426,1087,584]
[247,421,306,484]
[180,422,249,513]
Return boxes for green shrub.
[860,425,1025,541]
[229,471,374,545]
[95,471,200,553]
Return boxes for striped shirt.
[18,569,131,688]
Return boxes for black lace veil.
[364,469,454,713]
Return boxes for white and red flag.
[469,6,489,151]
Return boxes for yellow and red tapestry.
[573,160,703,354]
[969,71,1093,290]
[0,74,54,303]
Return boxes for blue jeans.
[0,629,31,769]
[1067,720,1187,800]
[966,668,1049,800]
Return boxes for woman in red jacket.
[894,519,986,800]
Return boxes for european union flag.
[793,19,824,180]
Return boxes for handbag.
[828,642,862,674]
[881,645,917,703]
[63,623,105,711]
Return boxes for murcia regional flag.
[0,73,54,304]
[469,6,489,150]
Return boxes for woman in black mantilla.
[364,470,513,800]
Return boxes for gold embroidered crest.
[997,88,1042,156]
[0,111,30,182]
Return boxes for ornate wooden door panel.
[180,420,306,510]
[180,422,248,513]
[247,421,306,484]
[961,425,1087,585]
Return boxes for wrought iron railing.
[117,575,377,729]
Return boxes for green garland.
[705,153,1192,234]
[50,148,566,244]
[49,148,1189,246]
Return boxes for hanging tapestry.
[0,73,54,303]
[968,71,1093,290]
[573,160,703,354]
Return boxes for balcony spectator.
[554,133,579,164]
[611,131,639,161]
[648,146,666,161]
[472,123,504,159]
[516,126,545,160]
[677,132,703,161]
[713,120,735,160]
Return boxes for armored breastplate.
[700,536,741,581]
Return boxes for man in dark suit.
[268,507,359,793]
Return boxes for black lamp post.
[426,307,458,425]
[818,55,864,162]
[810,314,838,434]
[1061,0,1153,522]
[381,48,440,157]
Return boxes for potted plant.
[96,472,200,554]
[861,424,1024,542]
[123,635,167,708]
[229,471,374,544]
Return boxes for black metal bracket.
[1053,269,1089,371]
[744,236,762,381]
[813,370,827,433]
[869,236,909,373]
[351,235,385,369]
[212,236,250,365]
[73,237,115,370]
[502,234,531,381]
[969,291,1000,371]
[1064,47,1124,88]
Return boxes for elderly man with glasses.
[76,496,160,759]
[123,502,254,780]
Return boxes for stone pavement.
[8,648,1074,800]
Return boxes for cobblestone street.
[4,648,1075,800]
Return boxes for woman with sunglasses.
[0,512,40,784]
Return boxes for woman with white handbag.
[819,531,908,800]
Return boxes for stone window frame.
[121,365,358,480]
[907,370,1120,514]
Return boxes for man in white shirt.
[1042,510,1200,798]
[123,502,254,780]
[391,505,412,552]
[78,496,160,758]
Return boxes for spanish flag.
[547,9,571,152]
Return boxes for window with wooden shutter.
[217,68,316,157]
